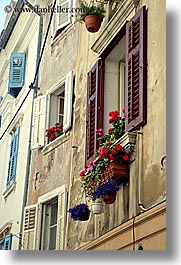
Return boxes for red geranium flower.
[108,154,115,160]
[115,145,123,151]
[123,155,129,161]
[50,134,55,140]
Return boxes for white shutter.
[56,0,72,30]
[56,188,67,250]
[21,204,38,250]
[31,95,47,149]
[63,71,73,131]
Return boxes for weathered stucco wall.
[28,9,79,204]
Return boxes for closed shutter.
[7,127,20,187]
[63,71,73,132]
[56,188,67,250]
[31,95,47,149]
[8,53,26,98]
[56,0,71,32]
[86,60,104,165]
[22,204,38,250]
[125,6,147,131]
[4,234,12,250]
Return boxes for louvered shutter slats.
[31,95,47,149]
[125,6,147,131]
[4,234,12,250]
[86,60,104,165]
[22,205,37,250]
[7,127,20,187]
[56,0,71,31]
[8,53,26,98]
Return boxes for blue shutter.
[7,127,20,187]
[4,234,12,250]
[0,96,3,103]
[8,53,26,98]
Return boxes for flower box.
[101,162,128,183]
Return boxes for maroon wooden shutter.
[125,6,147,131]
[86,60,104,165]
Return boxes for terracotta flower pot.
[103,193,117,204]
[83,14,103,33]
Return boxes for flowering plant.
[80,110,129,200]
[68,203,90,221]
[45,123,63,142]
[93,178,119,200]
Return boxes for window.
[86,6,147,163]
[0,234,12,250]
[40,198,58,250]
[49,85,65,128]
[31,71,73,149]
[104,35,126,133]
[21,187,67,250]
[52,0,72,38]
[8,53,26,98]
[0,115,2,128]
[7,127,20,188]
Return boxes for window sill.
[51,24,74,49]
[42,131,70,155]
[14,85,27,106]
[116,132,137,162]
[2,181,16,200]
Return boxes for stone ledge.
[42,132,70,155]
[2,181,17,200]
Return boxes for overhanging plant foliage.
[79,0,106,22]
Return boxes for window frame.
[52,0,72,39]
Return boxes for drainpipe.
[18,3,43,249]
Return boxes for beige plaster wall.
[66,0,166,250]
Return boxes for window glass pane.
[49,226,57,250]
[50,201,58,226]
[41,197,58,250]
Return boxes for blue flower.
[93,179,119,200]
[68,203,90,221]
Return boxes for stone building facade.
[0,0,166,250]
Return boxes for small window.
[49,85,65,128]
[52,0,72,38]
[0,234,12,250]
[41,198,58,250]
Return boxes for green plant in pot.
[79,0,106,32]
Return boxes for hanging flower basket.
[93,179,119,204]
[103,193,117,204]
[68,203,90,221]
[83,14,103,33]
